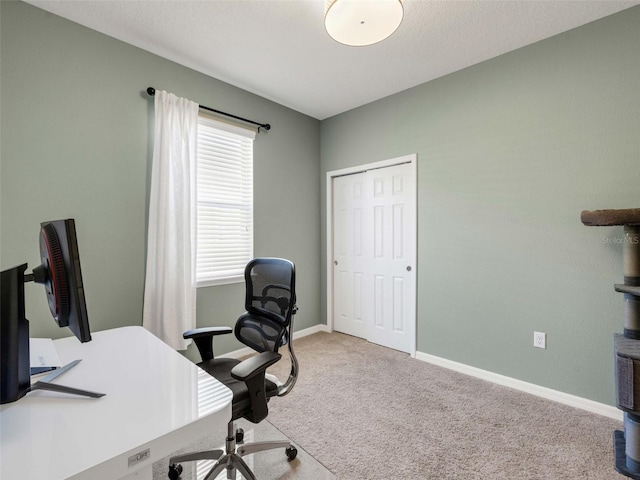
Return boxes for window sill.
[197,276,244,288]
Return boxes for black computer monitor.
[33,219,91,343]
[0,219,101,404]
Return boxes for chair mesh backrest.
[235,258,296,353]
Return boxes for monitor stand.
[30,359,105,399]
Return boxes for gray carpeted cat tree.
[582,208,640,479]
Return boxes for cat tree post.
[581,208,640,479]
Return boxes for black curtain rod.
[146,87,270,131]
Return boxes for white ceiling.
[24,0,640,120]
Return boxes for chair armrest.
[183,327,233,362]
[183,326,233,339]
[231,351,281,382]
[231,351,282,423]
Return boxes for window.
[196,115,255,287]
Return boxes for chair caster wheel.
[168,463,183,480]
[235,427,244,443]
[286,446,298,461]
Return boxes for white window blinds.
[196,115,255,287]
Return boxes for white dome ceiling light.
[324,0,404,47]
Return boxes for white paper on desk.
[30,338,62,369]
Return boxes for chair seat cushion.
[198,357,279,421]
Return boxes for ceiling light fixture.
[324,0,404,47]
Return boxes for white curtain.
[143,90,199,350]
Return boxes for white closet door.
[332,172,369,339]
[332,162,416,353]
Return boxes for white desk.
[0,326,233,480]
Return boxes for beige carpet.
[266,331,624,480]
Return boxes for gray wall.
[321,6,640,405]
[0,1,321,356]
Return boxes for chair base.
[168,420,297,480]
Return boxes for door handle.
[406,266,412,272]
[334,260,338,265]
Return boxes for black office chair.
[168,258,299,480]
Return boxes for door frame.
[326,154,417,357]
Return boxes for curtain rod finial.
[147,87,156,96]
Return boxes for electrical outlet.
[534,331,546,349]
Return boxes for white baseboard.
[219,323,331,360]
[294,323,332,337]
[415,351,623,421]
